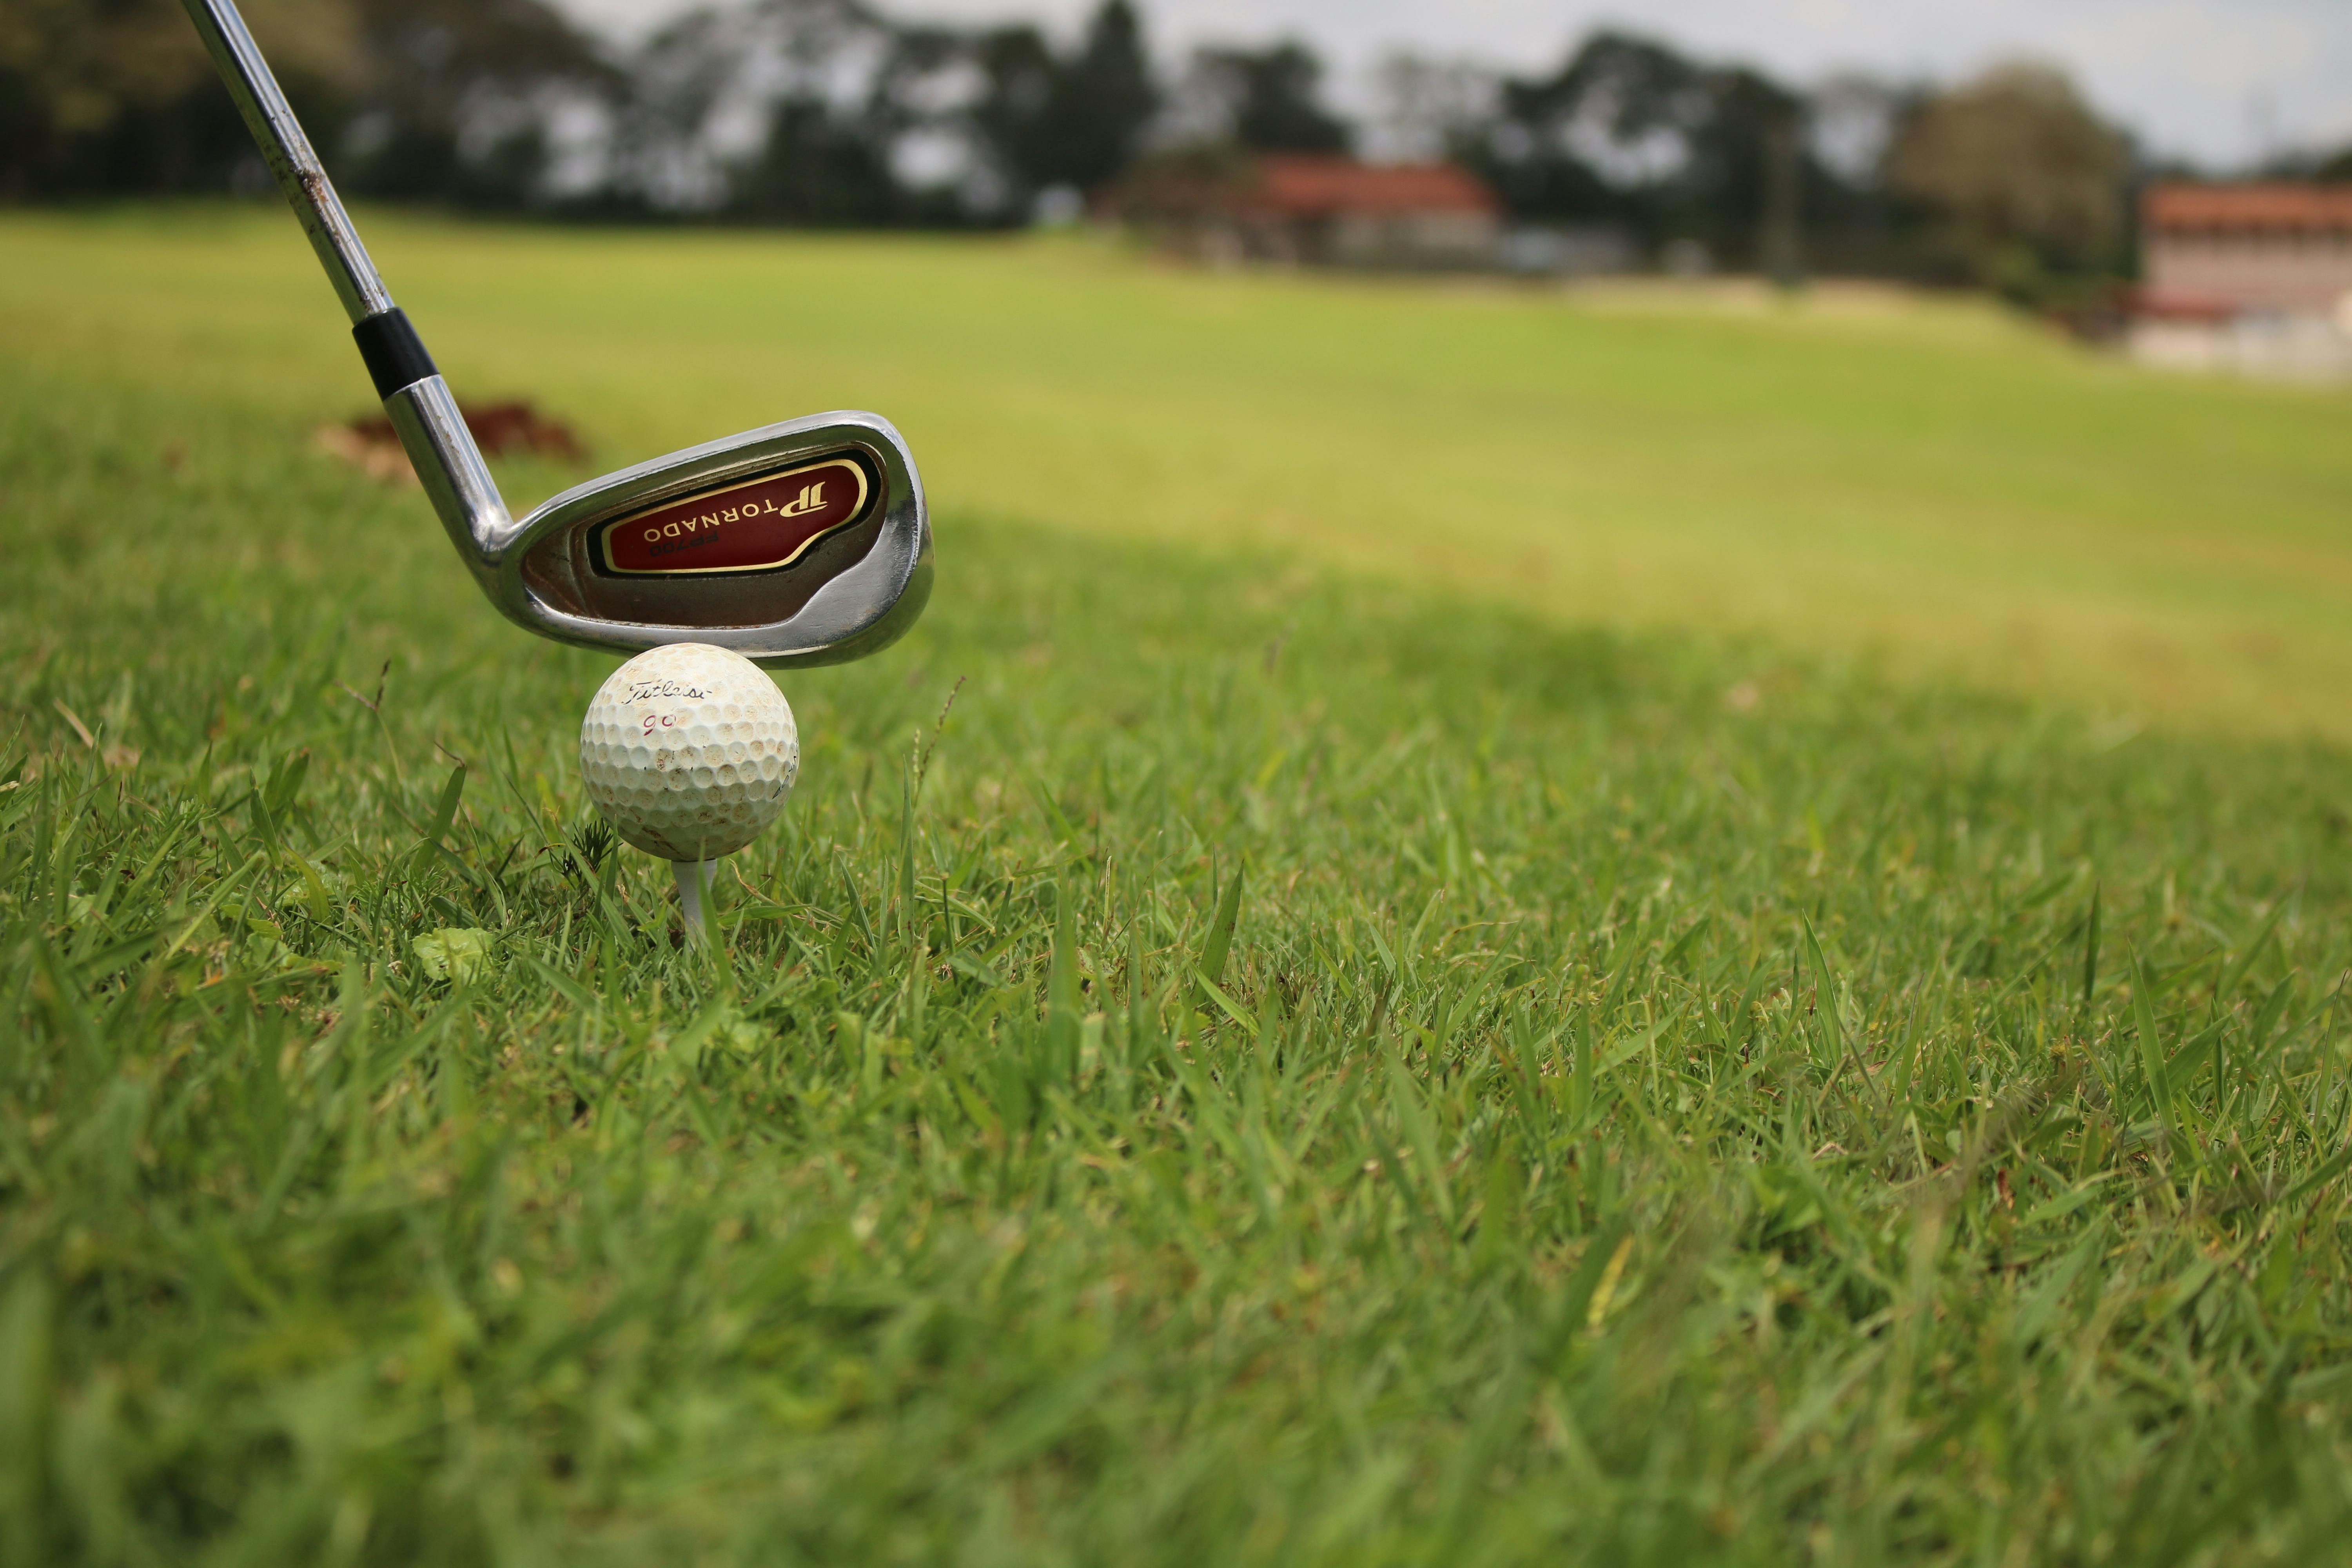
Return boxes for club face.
[491,411,931,668]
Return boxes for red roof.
[2144,183,2352,234]
[1240,156,1500,219]
[2126,287,2239,323]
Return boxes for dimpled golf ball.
[579,643,799,861]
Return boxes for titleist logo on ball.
[592,457,871,576]
[622,679,713,702]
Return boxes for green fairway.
[2,208,2350,739]
[4,211,2352,1563]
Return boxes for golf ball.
[579,643,799,861]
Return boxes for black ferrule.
[352,309,439,399]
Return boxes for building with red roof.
[2140,183,2352,317]
[1115,153,1504,271]
[2131,183,2352,380]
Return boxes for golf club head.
[391,380,931,669]
[179,0,931,670]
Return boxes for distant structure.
[2132,183,2352,381]
[1118,154,1503,271]
[1500,225,1643,278]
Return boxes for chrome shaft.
[179,0,515,584]
[177,0,393,325]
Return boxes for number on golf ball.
[579,643,799,861]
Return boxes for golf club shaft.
[180,0,513,574]
[178,0,389,324]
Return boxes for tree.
[1676,64,1804,271]
[853,21,971,221]
[0,0,355,196]
[1479,29,1696,224]
[1036,0,1154,190]
[1368,52,1496,162]
[1188,40,1349,154]
[609,0,910,220]
[1468,30,1811,270]
[1888,60,2129,290]
[967,24,1062,198]
[964,1,1154,210]
[0,0,610,206]
[338,0,615,208]
[736,95,901,224]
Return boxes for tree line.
[7,0,2343,298]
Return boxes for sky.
[554,0,2352,170]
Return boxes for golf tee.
[673,859,720,945]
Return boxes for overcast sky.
[554,0,2352,169]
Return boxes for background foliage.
[9,0,2321,291]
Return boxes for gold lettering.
[663,522,681,538]
[644,528,661,543]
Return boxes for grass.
[4,211,2352,1564]
[2,208,2350,737]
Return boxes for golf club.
[178,0,931,668]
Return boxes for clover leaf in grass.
[413,927,495,984]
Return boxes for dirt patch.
[316,400,587,484]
